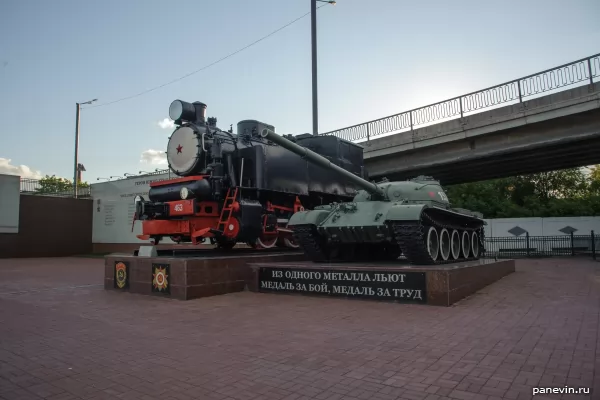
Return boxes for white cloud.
[140,149,167,165]
[0,157,43,179]
[158,118,174,130]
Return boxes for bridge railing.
[323,53,600,142]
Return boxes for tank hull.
[287,201,486,265]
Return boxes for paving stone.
[0,257,598,399]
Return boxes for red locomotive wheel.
[283,237,300,248]
[223,217,240,238]
[276,221,300,248]
[255,235,278,249]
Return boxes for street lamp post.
[311,0,318,136]
[312,0,336,136]
[73,98,97,198]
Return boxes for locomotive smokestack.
[193,102,207,124]
[169,100,207,124]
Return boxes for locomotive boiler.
[133,99,368,249]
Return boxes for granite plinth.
[247,258,515,306]
[104,251,306,300]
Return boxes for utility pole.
[73,98,97,198]
[311,0,336,136]
[311,0,318,136]
[74,103,81,198]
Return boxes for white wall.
[91,174,174,244]
[483,216,600,237]
[0,174,20,233]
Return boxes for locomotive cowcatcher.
[133,99,367,249]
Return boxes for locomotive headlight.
[180,187,190,200]
[169,100,196,122]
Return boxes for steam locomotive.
[133,99,367,249]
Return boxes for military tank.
[259,128,486,265]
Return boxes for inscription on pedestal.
[258,267,427,303]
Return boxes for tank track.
[291,225,331,263]
[390,210,485,265]
[291,224,403,263]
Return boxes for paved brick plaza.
[0,257,598,400]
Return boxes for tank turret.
[260,128,486,266]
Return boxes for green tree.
[512,168,588,201]
[586,165,600,195]
[444,167,596,218]
[35,175,90,194]
[589,165,600,181]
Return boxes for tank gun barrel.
[260,128,384,197]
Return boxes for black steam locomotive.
[134,99,367,249]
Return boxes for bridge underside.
[363,108,600,186]
[369,136,600,186]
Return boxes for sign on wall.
[91,173,175,244]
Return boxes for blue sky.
[1,0,599,182]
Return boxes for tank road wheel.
[439,228,451,262]
[461,230,471,258]
[450,229,461,260]
[471,231,480,259]
[426,226,439,262]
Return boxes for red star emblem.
[176,144,183,154]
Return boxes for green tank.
[260,128,486,265]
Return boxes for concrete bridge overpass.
[324,53,600,185]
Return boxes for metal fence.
[20,178,92,198]
[323,53,600,142]
[96,168,172,182]
[483,231,598,260]
[138,169,169,177]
